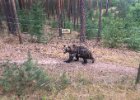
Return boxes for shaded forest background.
[0,0,140,50]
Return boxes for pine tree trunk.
[18,0,24,9]
[80,0,86,42]
[73,0,76,30]
[2,0,17,34]
[11,0,22,44]
[58,13,63,37]
[58,0,62,37]
[97,0,102,42]
[0,24,1,30]
[0,0,2,30]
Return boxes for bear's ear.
[68,46,71,49]
[73,44,76,47]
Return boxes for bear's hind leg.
[91,57,95,63]
[82,58,87,64]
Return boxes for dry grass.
[0,75,140,100]
[1,62,138,100]
[54,84,140,100]
[94,47,140,67]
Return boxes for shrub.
[0,53,51,96]
[86,19,98,39]
[124,32,140,51]
[0,52,71,97]
[18,10,30,32]
[86,10,98,39]
[29,1,45,42]
[129,3,140,24]
[50,18,73,30]
[64,20,73,29]
[51,20,58,28]
[102,17,127,48]
[123,3,140,51]
[18,1,45,42]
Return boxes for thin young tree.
[106,0,109,15]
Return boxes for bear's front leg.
[82,58,87,64]
[74,54,79,61]
[64,54,73,63]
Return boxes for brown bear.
[63,44,95,64]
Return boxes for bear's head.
[63,45,72,54]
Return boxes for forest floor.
[0,34,140,99]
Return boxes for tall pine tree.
[80,0,86,42]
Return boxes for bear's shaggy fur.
[63,45,95,64]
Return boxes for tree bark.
[58,0,63,37]
[80,0,86,42]
[11,0,22,44]
[18,0,24,9]
[2,0,17,34]
[0,0,3,30]
[97,0,102,42]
